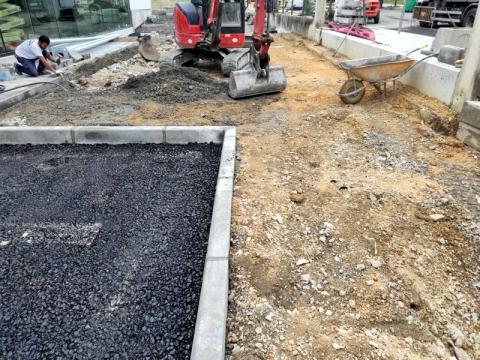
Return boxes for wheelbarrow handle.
[406,44,429,56]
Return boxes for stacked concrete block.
[457,101,480,150]
[438,45,466,66]
[431,28,473,53]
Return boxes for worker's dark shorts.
[15,50,49,77]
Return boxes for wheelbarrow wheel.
[339,79,365,105]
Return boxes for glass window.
[221,1,241,27]
[0,0,132,55]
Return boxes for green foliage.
[304,0,314,15]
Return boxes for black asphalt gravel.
[0,143,221,359]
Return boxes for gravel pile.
[0,143,221,359]
[119,63,228,103]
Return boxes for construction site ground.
[0,33,478,359]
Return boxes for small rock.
[325,310,333,316]
[296,258,310,266]
[455,336,464,348]
[453,345,472,360]
[274,214,283,224]
[356,264,366,271]
[77,77,88,85]
[368,340,379,349]
[322,222,334,236]
[348,299,356,308]
[301,274,311,283]
[366,280,375,286]
[332,342,345,350]
[429,214,445,221]
[265,313,273,322]
[232,344,242,355]
[437,237,447,245]
[419,108,434,123]
[230,332,239,342]
[290,193,305,204]
[0,240,11,247]
[369,258,382,269]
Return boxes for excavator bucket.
[228,66,287,99]
[138,35,161,62]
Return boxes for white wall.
[130,0,152,10]
[129,0,153,28]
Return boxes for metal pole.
[0,30,6,53]
[397,1,406,33]
[452,6,480,111]
[313,0,326,27]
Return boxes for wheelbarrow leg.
[393,80,396,93]
[383,82,387,100]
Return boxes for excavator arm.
[228,0,287,98]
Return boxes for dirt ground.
[0,34,478,359]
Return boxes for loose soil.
[119,63,228,103]
[0,33,478,359]
[0,143,221,359]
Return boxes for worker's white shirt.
[15,40,46,59]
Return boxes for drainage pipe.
[50,35,105,46]
[66,29,133,54]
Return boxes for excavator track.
[220,48,251,76]
[159,49,198,66]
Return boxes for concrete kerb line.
[0,125,236,359]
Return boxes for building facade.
[0,0,132,52]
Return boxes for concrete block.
[457,121,480,150]
[460,101,480,128]
[164,126,224,144]
[223,126,236,139]
[438,45,465,66]
[0,126,73,144]
[191,258,228,360]
[206,177,233,259]
[74,126,165,144]
[275,13,314,38]
[432,28,473,53]
[218,131,235,179]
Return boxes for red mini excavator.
[160,0,287,98]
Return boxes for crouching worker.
[14,35,56,77]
